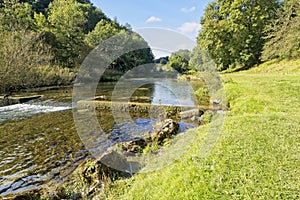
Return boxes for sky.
[91,0,212,40]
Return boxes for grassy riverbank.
[100,59,300,199]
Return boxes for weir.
[0,95,43,107]
[76,100,210,118]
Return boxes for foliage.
[189,45,216,72]
[154,56,169,65]
[198,0,279,70]
[0,1,61,92]
[85,19,125,47]
[0,0,154,92]
[47,0,90,67]
[0,31,50,92]
[262,0,300,61]
[85,17,154,77]
[47,0,153,69]
[194,86,210,105]
[20,0,52,15]
[0,0,34,31]
[167,49,191,74]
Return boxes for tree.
[82,6,108,34]
[47,0,90,67]
[0,0,155,87]
[0,1,53,92]
[19,0,52,15]
[189,46,210,71]
[198,0,279,70]
[109,32,154,73]
[85,19,125,47]
[167,49,191,74]
[262,0,300,60]
[47,0,109,67]
[0,0,34,31]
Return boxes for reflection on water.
[0,79,200,196]
[99,78,196,106]
[151,79,195,106]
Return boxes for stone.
[0,95,43,107]
[180,109,200,119]
[152,119,179,145]
[121,138,147,153]
[213,99,221,105]
[98,149,131,174]
[79,153,131,185]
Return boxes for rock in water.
[121,138,147,153]
[180,109,200,119]
[79,151,132,185]
[152,119,179,145]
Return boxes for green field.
[100,60,300,199]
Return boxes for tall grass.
[0,65,75,93]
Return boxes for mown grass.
[101,60,300,199]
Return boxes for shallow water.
[0,110,87,196]
[0,79,200,196]
[0,101,71,123]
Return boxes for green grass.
[100,60,300,199]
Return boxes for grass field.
[99,60,300,199]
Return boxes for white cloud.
[146,16,162,23]
[181,6,196,13]
[178,22,202,34]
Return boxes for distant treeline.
[0,0,153,92]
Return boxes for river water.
[0,79,199,197]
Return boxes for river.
[0,79,200,197]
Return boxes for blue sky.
[91,0,213,40]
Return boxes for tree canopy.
[0,0,154,92]
[262,0,300,60]
[167,49,191,74]
[198,0,279,70]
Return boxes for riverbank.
[89,59,300,199]
[2,59,299,199]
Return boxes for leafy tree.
[189,46,208,71]
[154,57,169,65]
[47,0,90,67]
[0,0,155,89]
[198,0,279,70]
[85,19,125,47]
[167,49,191,74]
[19,0,52,15]
[262,0,300,60]
[83,6,108,34]
[0,1,53,92]
[0,0,34,31]
[47,0,110,67]
[109,32,154,73]
[85,20,154,74]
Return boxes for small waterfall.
[0,100,71,123]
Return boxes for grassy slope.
[104,60,300,200]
